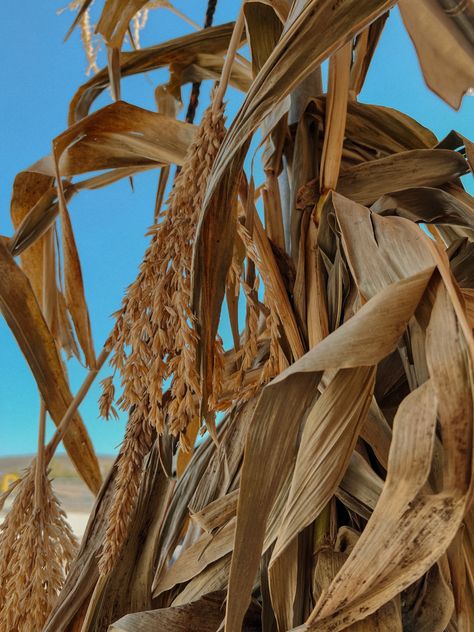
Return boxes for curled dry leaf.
[36,100,197,179]
[69,23,241,122]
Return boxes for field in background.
[0,455,114,538]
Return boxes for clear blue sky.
[0,2,472,457]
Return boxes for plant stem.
[213,7,245,111]
[45,345,110,464]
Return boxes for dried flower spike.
[0,465,78,632]
[99,99,226,576]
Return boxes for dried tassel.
[107,99,226,439]
[0,466,78,632]
[98,100,226,578]
[98,407,154,577]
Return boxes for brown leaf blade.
[58,200,96,368]
[224,269,433,632]
[399,0,474,109]
[0,238,101,493]
[271,366,375,562]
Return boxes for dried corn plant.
[1,1,474,631]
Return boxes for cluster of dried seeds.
[98,375,118,420]
[99,100,227,575]
[108,100,226,440]
[0,466,78,632]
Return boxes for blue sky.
[0,2,472,457]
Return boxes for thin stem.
[34,402,47,510]
[213,7,245,111]
[46,345,111,463]
[185,0,218,125]
[35,227,55,510]
[314,501,332,549]
[320,41,352,193]
[175,0,218,179]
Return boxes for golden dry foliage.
[0,466,78,632]
[1,1,474,632]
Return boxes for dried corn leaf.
[194,0,404,403]
[300,98,437,158]
[96,0,149,49]
[33,101,196,180]
[320,42,352,192]
[9,172,54,302]
[271,366,375,561]
[268,537,298,630]
[371,186,474,229]
[9,173,81,361]
[312,546,403,631]
[253,213,304,358]
[154,518,236,595]
[70,23,238,122]
[298,149,469,209]
[461,288,474,328]
[399,0,474,109]
[244,1,283,77]
[191,489,239,533]
[350,14,388,96]
[168,52,252,99]
[337,149,469,204]
[337,452,384,519]
[224,269,432,632]
[171,556,232,607]
[10,183,59,259]
[58,200,96,368]
[114,591,262,632]
[0,238,101,493]
[402,563,454,632]
[332,192,435,299]
[426,280,473,493]
[360,401,392,468]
